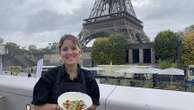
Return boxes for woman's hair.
[58,34,81,51]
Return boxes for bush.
[158,59,177,69]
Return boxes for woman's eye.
[62,48,68,51]
[72,47,76,50]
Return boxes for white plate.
[57,92,92,110]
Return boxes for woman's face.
[60,39,80,65]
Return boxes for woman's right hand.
[31,104,59,110]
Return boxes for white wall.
[1,75,194,110]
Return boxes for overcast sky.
[0,0,193,48]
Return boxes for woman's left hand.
[87,105,97,110]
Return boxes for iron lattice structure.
[89,0,136,19]
[79,0,149,47]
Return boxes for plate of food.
[57,92,92,110]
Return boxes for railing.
[1,75,194,110]
[95,75,191,92]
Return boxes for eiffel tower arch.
[79,0,150,48]
[79,0,155,66]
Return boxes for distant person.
[153,74,160,88]
[153,74,157,87]
[28,73,32,77]
[31,68,33,73]
[123,72,127,77]
[32,34,100,110]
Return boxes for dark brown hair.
[58,34,81,51]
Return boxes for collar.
[61,64,81,80]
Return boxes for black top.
[32,65,100,106]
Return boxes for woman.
[32,34,100,110]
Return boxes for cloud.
[132,0,194,40]
[0,0,93,48]
[0,0,193,47]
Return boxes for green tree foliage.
[185,25,194,33]
[154,30,180,62]
[181,32,194,66]
[109,33,128,64]
[158,59,177,69]
[91,33,128,65]
[9,66,22,75]
[91,37,112,64]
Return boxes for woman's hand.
[87,104,97,110]
[31,104,58,110]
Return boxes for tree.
[91,37,112,64]
[91,33,128,65]
[181,32,194,66]
[154,30,180,63]
[185,25,194,33]
[28,45,37,51]
[158,59,177,69]
[0,37,3,44]
[109,33,128,64]
[9,66,22,75]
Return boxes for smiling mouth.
[66,56,76,60]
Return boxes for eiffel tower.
[79,0,149,47]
